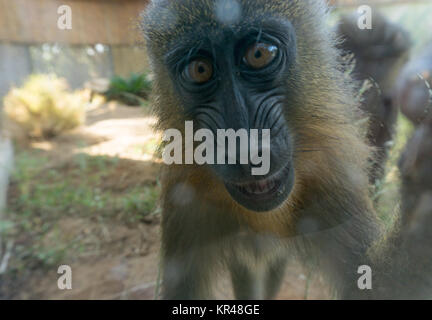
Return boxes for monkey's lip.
[225,164,291,200]
[228,176,282,197]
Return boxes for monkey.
[399,112,432,229]
[336,11,411,184]
[395,43,432,125]
[398,114,432,280]
[141,0,432,299]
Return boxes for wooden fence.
[0,0,148,45]
[0,0,150,99]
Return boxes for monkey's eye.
[183,58,213,84]
[243,43,278,69]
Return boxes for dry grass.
[3,74,87,140]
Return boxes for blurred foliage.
[105,73,152,106]
[375,114,414,226]
[3,74,86,140]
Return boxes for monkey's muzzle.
[224,162,294,212]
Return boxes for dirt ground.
[2,103,330,300]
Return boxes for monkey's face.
[144,2,302,212]
[173,21,297,212]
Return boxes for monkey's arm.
[159,168,243,299]
[161,201,219,299]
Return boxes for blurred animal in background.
[397,43,432,235]
[337,11,411,183]
[395,43,432,125]
[399,111,432,234]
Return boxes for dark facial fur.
[142,0,369,213]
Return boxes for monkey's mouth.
[224,164,294,212]
[231,176,282,197]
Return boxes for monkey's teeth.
[247,183,256,194]
[268,180,276,190]
[258,181,268,193]
[257,182,263,193]
[237,178,278,195]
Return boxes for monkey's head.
[142,0,369,215]
[399,115,432,189]
[337,11,411,95]
[396,44,432,125]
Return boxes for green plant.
[3,74,86,140]
[121,187,159,221]
[105,73,152,106]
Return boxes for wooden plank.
[0,0,149,45]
